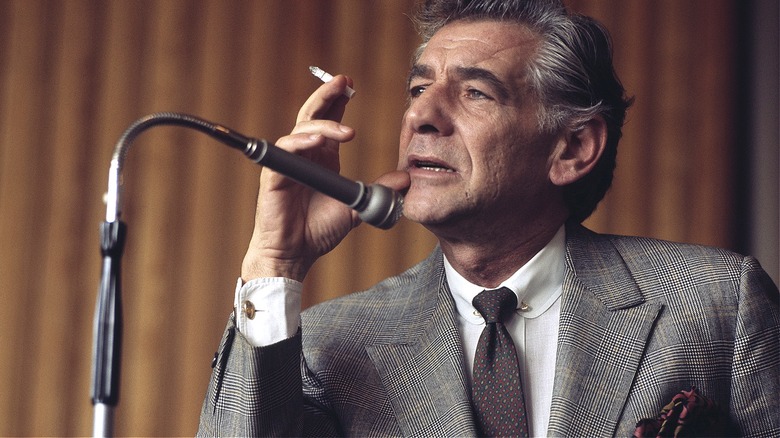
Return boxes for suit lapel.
[366,249,477,437]
[548,224,663,436]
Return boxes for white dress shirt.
[444,225,564,437]
[233,226,565,436]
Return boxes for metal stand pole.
[91,220,126,438]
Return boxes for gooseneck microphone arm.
[91,112,403,437]
[104,112,403,227]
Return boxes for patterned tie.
[471,287,528,437]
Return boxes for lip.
[405,154,458,175]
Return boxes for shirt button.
[473,309,481,317]
[241,300,256,320]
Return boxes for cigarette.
[309,65,356,99]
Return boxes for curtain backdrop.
[0,0,747,435]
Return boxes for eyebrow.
[406,64,434,87]
[407,64,512,101]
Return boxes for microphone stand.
[90,112,402,437]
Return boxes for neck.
[437,219,564,288]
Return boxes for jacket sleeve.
[197,316,341,437]
[729,256,780,436]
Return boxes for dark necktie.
[471,287,529,437]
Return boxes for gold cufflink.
[241,300,256,320]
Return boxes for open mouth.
[412,159,456,173]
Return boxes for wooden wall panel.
[0,0,752,435]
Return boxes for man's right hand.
[241,75,359,282]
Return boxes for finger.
[262,133,343,186]
[272,133,339,169]
[297,75,354,123]
[273,132,329,155]
[288,119,355,143]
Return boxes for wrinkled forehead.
[437,19,538,47]
[410,20,541,86]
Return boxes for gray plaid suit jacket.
[198,223,780,436]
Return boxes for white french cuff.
[233,277,302,347]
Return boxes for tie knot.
[472,287,517,324]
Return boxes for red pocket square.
[633,387,737,437]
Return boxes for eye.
[409,85,427,98]
[466,88,491,100]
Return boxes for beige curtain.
[0,0,743,435]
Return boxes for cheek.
[396,144,406,170]
[466,122,519,176]
[396,137,411,170]
[397,112,413,162]
[473,131,552,191]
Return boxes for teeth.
[416,161,455,172]
[421,166,455,173]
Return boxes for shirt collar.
[445,225,565,323]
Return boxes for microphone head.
[358,184,404,229]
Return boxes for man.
[198,0,780,436]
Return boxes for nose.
[403,85,454,136]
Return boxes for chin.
[401,198,448,225]
[402,206,441,225]
[404,202,469,230]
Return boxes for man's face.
[398,20,563,234]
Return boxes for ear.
[548,116,607,186]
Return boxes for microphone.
[106,112,404,229]
[229,132,404,230]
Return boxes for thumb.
[373,169,411,194]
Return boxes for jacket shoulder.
[570,225,752,285]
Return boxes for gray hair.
[412,0,633,222]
